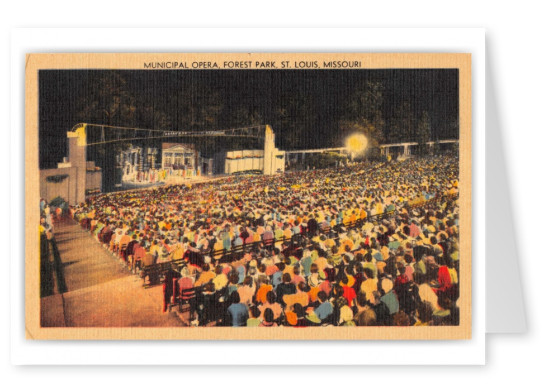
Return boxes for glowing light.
[345,133,368,155]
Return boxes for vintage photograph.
[26,53,471,339]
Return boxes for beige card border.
[25,53,471,340]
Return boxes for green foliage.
[277,93,316,149]
[45,174,68,183]
[303,153,346,169]
[388,101,415,143]
[451,142,459,155]
[345,81,384,123]
[338,81,385,147]
[339,118,384,149]
[49,196,67,209]
[76,72,170,129]
[228,107,263,128]
[71,71,450,159]
[417,111,431,155]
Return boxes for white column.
[263,125,276,175]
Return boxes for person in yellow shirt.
[375,201,384,215]
[283,224,293,241]
[361,276,378,298]
[170,242,185,261]
[212,237,224,261]
[342,211,351,226]
[194,263,216,287]
[212,265,228,291]
[324,236,336,249]
[340,238,354,253]
[148,240,161,263]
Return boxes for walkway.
[40,218,184,327]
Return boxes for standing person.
[198,282,217,326]
[263,225,275,251]
[226,291,249,327]
[178,267,198,323]
[125,234,139,267]
[194,263,215,288]
[44,204,53,233]
[162,266,182,312]
[307,214,319,238]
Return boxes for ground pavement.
[40,218,185,327]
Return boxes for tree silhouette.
[75,72,173,191]
[417,111,431,155]
[338,81,385,147]
[388,101,415,143]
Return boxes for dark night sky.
[39,69,458,169]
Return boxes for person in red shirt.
[395,263,410,290]
[178,268,197,322]
[132,240,147,273]
[437,263,452,293]
[340,284,356,307]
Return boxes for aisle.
[40,218,184,327]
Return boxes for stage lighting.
[345,133,368,156]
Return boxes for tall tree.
[338,81,385,147]
[388,101,415,143]
[276,92,316,150]
[417,111,432,155]
[78,72,133,127]
[76,71,172,132]
[190,87,224,130]
[75,71,172,191]
[227,106,263,128]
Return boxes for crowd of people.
[122,166,200,185]
[71,155,461,327]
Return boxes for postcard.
[26,52,471,340]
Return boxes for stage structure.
[40,123,285,204]
[224,125,285,175]
[117,143,212,185]
[39,125,102,205]
[379,139,459,159]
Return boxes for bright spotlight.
[345,133,368,156]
